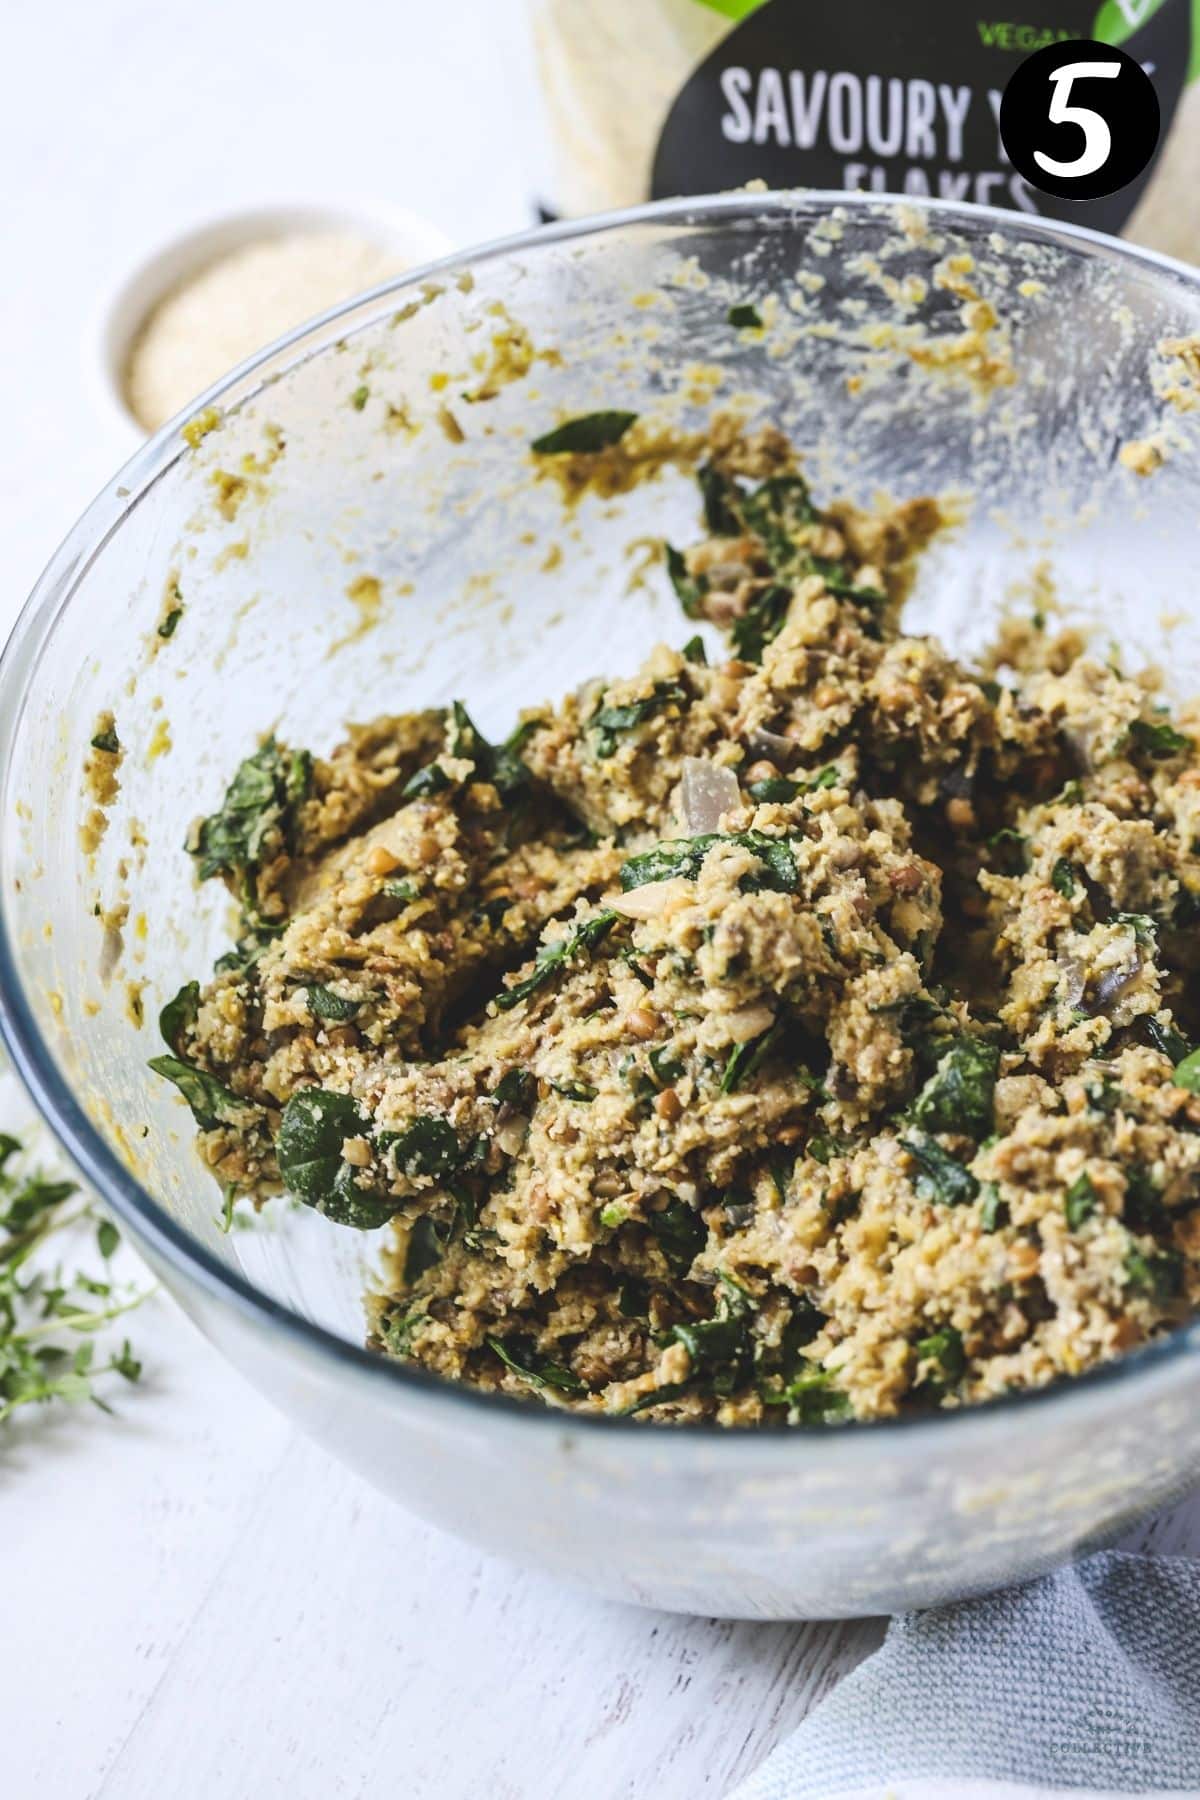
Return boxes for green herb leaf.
[190,737,312,898]
[740,474,818,572]
[276,1089,395,1229]
[1129,716,1191,759]
[1125,1244,1183,1302]
[902,1134,980,1206]
[492,1068,536,1109]
[494,910,619,1012]
[90,729,120,754]
[697,462,741,535]
[401,761,452,800]
[748,777,798,802]
[665,545,708,619]
[531,411,637,455]
[748,765,839,804]
[384,1116,463,1180]
[728,303,763,329]
[350,384,369,411]
[681,633,708,665]
[759,1359,851,1423]
[1146,1017,1190,1064]
[619,829,797,894]
[445,702,532,805]
[588,679,687,759]
[147,1055,247,1130]
[0,1137,150,1430]
[649,1045,685,1087]
[647,1198,707,1276]
[1065,1172,1097,1229]
[730,583,791,663]
[978,1182,1006,1231]
[487,1335,586,1395]
[908,1037,998,1140]
[1051,857,1077,898]
[720,1023,778,1095]
[550,1078,597,1102]
[1173,1047,1200,1092]
[305,985,362,1023]
[665,1274,754,1394]
[157,606,183,640]
[914,1324,965,1392]
[158,980,200,1053]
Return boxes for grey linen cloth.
[732,1552,1200,1800]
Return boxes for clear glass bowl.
[6,192,1200,1620]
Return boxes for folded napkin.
[732,1552,1200,1800]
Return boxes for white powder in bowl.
[124,231,411,432]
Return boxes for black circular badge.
[999,38,1160,202]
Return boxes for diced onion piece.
[722,1004,776,1044]
[745,726,795,765]
[611,878,693,919]
[680,757,741,834]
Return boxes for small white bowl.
[92,199,455,444]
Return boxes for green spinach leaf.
[492,1068,536,1109]
[1065,1172,1097,1229]
[494,910,619,1012]
[730,583,791,663]
[531,412,637,455]
[648,1198,707,1276]
[189,737,312,897]
[697,462,741,535]
[1146,1017,1189,1064]
[909,1037,998,1140]
[1125,1244,1183,1302]
[158,981,199,1054]
[664,1274,754,1395]
[665,545,707,618]
[619,829,797,894]
[1051,857,1077,898]
[913,1323,965,1393]
[589,679,687,759]
[902,1133,980,1206]
[384,1116,463,1180]
[305,985,362,1022]
[720,1024,779,1095]
[1129,716,1191,759]
[276,1089,395,1229]
[740,474,818,571]
[401,761,452,800]
[148,1055,248,1130]
[759,1360,851,1422]
[486,1335,587,1395]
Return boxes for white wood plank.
[82,1417,881,1800]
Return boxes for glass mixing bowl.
[6,192,1200,1621]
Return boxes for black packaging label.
[651,0,1188,237]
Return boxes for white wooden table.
[4,4,1200,1795]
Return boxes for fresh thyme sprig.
[0,1136,150,1427]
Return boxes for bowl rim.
[7,185,1200,1451]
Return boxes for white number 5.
[1034,59,1121,179]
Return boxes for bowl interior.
[10,193,1200,1365]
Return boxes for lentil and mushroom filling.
[153,424,1200,1425]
